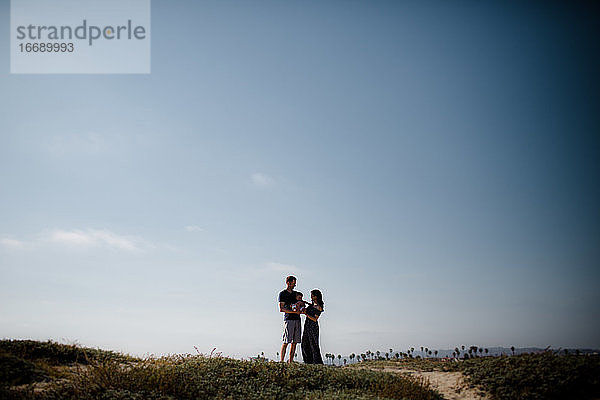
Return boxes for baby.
[291,292,308,313]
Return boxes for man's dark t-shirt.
[278,289,300,321]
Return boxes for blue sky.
[1,0,599,358]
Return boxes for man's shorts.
[282,319,301,344]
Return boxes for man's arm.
[279,301,299,314]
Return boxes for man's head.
[286,275,297,290]
[295,292,303,301]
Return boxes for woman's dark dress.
[301,305,323,364]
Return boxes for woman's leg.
[301,325,312,363]
[307,323,323,364]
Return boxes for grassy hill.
[3,339,599,399]
[0,340,441,400]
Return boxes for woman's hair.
[311,289,324,308]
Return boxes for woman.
[301,289,324,364]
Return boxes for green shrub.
[0,340,136,366]
[0,353,48,387]
[461,353,600,400]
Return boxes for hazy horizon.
[1,0,599,359]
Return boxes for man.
[278,275,301,362]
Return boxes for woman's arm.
[305,313,319,322]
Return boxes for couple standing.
[278,275,324,364]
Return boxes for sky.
[1,0,599,359]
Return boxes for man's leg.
[288,343,297,363]
[280,343,288,362]
[288,319,301,363]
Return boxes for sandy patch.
[395,368,488,400]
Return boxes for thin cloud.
[45,229,143,252]
[265,262,303,274]
[0,238,25,249]
[226,262,304,281]
[47,132,108,156]
[185,225,206,232]
[49,230,96,247]
[251,173,275,187]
